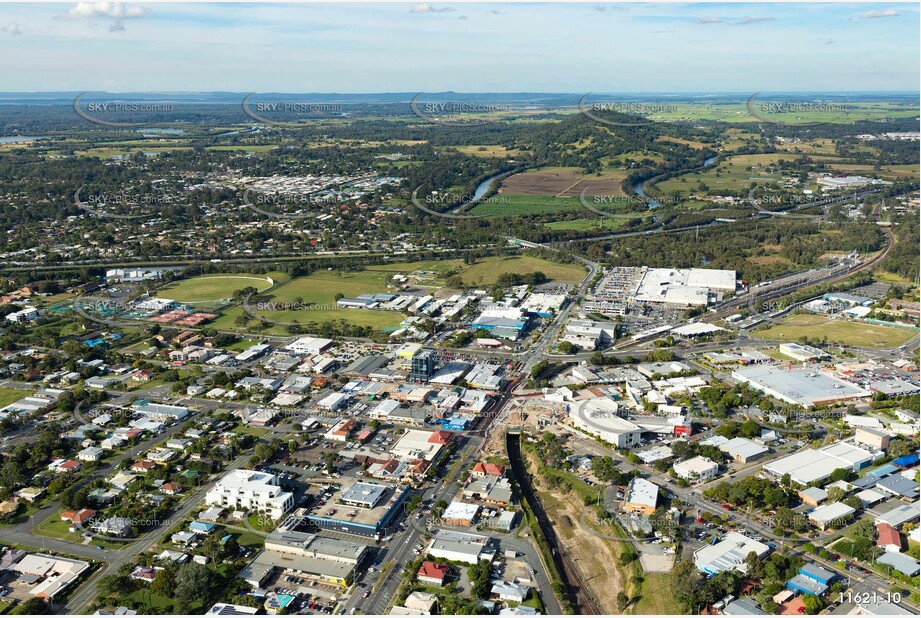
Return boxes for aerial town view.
[0,1,918,617]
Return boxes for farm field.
[454,145,522,158]
[753,314,916,348]
[468,194,585,217]
[544,217,636,232]
[655,136,712,149]
[156,273,281,303]
[499,166,629,198]
[459,255,586,286]
[651,153,802,197]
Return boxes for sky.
[0,2,918,92]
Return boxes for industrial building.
[720,437,768,463]
[763,442,884,486]
[732,365,871,408]
[673,456,719,481]
[808,502,855,530]
[693,532,770,575]
[623,477,659,515]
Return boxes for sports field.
[156,273,280,303]
[215,269,405,332]
[754,314,916,348]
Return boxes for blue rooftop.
[892,454,919,468]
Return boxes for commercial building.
[876,552,920,577]
[808,502,855,530]
[285,336,334,355]
[875,502,920,529]
[238,529,369,588]
[205,470,294,520]
[732,365,871,408]
[720,437,768,463]
[302,480,408,538]
[673,456,719,481]
[426,530,495,565]
[409,349,435,381]
[3,552,91,600]
[854,427,890,450]
[632,267,737,307]
[778,343,830,362]
[693,532,770,575]
[441,501,480,526]
[568,398,642,448]
[472,308,528,340]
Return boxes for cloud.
[732,17,775,25]
[1,22,22,36]
[409,4,455,14]
[698,15,776,26]
[487,9,505,16]
[593,4,625,11]
[108,20,125,33]
[67,2,151,20]
[857,9,898,19]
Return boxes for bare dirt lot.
[500,167,627,197]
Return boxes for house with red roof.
[470,462,507,479]
[47,459,82,474]
[60,508,97,526]
[161,482,182,495]
[876,522,903,552]
[417,561,451,586]
[131,460,157,474]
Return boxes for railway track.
[707,201,896,322]
[506,432,603,615]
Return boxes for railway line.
[506,432,603,615]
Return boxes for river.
[632,156,717,209]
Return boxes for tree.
[802,593,825,615]
[174,562,219,606]
[12,598,52,615]
[150,568,176,597]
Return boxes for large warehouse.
[732,365,871,408]
[569,398,643,448]
[763,441,884,486]
[633,267,737,307]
